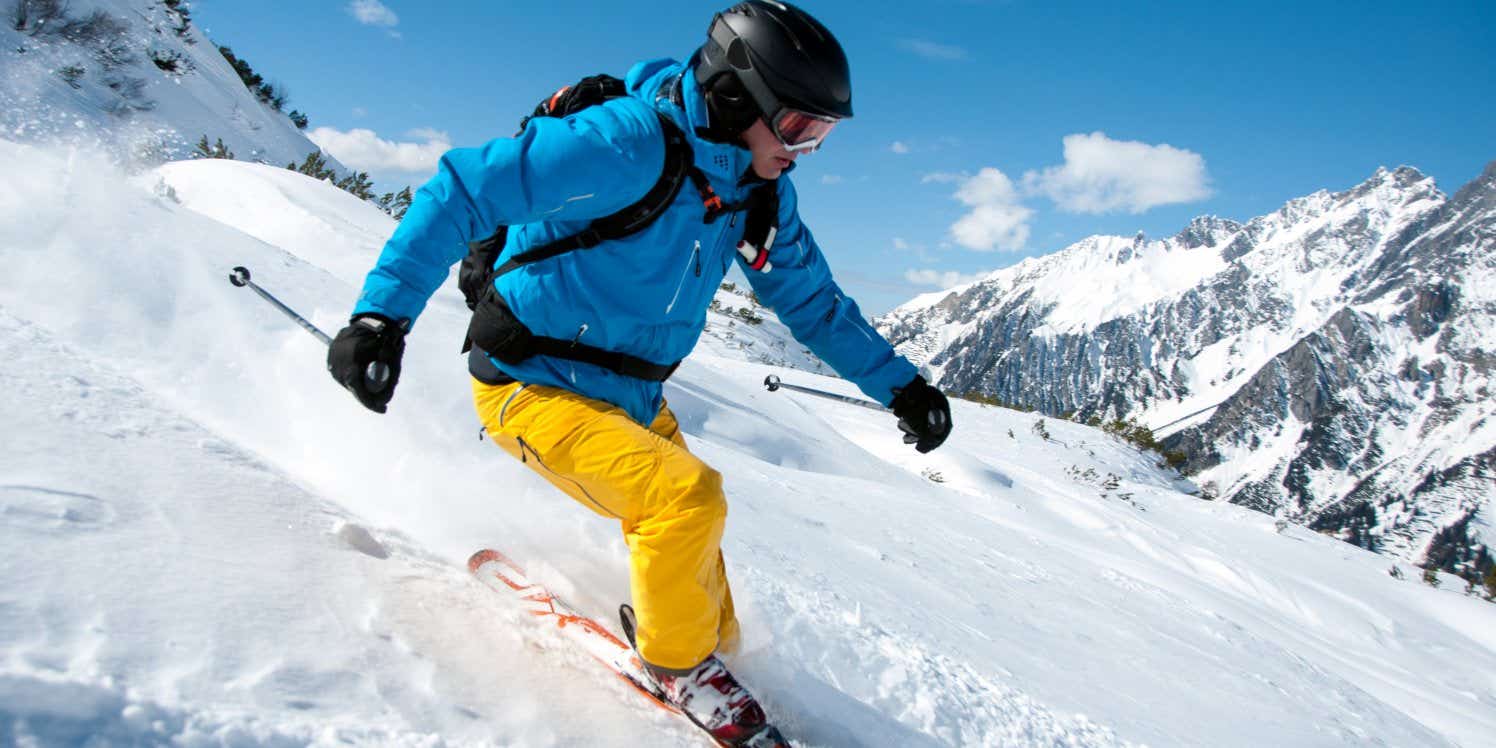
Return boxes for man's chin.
[752,163,783,180]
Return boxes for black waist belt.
[528,336,681,382]
[467,289,681,383]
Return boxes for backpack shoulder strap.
[734,178,780,272]
[491,113,695,278]
[517,74,628,135]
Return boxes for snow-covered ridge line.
[875,162,1494,579]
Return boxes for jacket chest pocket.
[663,222,738,316]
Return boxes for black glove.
[327,313,407,413]
[891,375,952,453]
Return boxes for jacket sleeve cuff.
[351,276,430,326]
[858,357,920,407]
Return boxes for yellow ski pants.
[472,378,739,672]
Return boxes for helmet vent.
[727,38,752,70]
[715,154,730,170]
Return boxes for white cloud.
[921,171,963,184]
[820,174,844,185]
[306,126,450,174]
[348,0,398,27]
[1023,131,1212,214]
[891,141,910,155]
[898,39,969,61]
[351,107,367,118]
[947,168,1033,252]
[904,268,991,289]
[892,237,910,250]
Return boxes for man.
[327,2,952,743]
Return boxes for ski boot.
[620,605,789,747]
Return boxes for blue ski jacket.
[352,58,916,425]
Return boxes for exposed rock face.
[878,163,1496,573]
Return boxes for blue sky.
[192,0,1495,315]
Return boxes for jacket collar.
[627,58,786,199]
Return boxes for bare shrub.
[12,0,69,34]
[103,74,154,114]
[58,63,84,87]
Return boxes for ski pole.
[228,266,390,392]
[763,374,888,412]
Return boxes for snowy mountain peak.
[1450,158,1496,204]
[1340,163,1440,206]
[1173,215,1244,249]
[877,162,1493,576]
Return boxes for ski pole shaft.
[763,374,888,412]
[228,266,390,392]
[229,266,331,345]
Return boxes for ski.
[466,549,789,747]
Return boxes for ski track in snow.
[1,139,1494,746]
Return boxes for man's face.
[741,119,799,180]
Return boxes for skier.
[327,2,951,743]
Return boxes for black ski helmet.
[693,1,852,142]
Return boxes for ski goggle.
[769,108,839,153]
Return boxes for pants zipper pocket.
[515,436,621,520]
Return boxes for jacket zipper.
[665,241,701,314]
[515,436,620,519]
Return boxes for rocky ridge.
[877,163,1495,574]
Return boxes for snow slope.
[1,0,339,172]
[2,139,1495,746]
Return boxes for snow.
[0,0,343,174]
[3,139,1496,746]
[149,159,398,286]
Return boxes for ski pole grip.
[365,362,391,393]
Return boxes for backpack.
[460,73,778,384]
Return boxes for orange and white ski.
[466,549,790,747]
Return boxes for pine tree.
[194,135,233,159]
[336,170,375,201]
[287,150,336,181]
[288,110,308,130]
[375,186,413,220]
[387,186,412,220]
[218,46,260,89]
